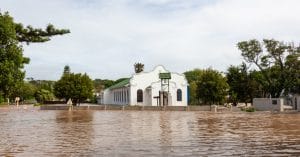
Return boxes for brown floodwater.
[1,107,300,156]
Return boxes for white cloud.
[1,0,300,80]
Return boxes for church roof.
[108,78,130,90]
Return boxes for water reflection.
[0,110,300,156]
[53,111,94,155]
[159,112,172,155]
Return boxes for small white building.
[253,97,296,112]
[253,98,286,112]
[292,95,300,111]
[103,65,188,106]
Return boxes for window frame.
[137,89,143,103]
[177,89,182,101]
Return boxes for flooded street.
[1,109,300,156]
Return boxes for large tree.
[196,69,229,105]
[226,63,262,105]
[0,12,27,99]
[184,68,228,105]
[54,66,93,104]
[0,11,69,100]
[237,39,300,97]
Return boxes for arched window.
[137,89,143,102]
[177,89,182,101]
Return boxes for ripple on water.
[0,110,300,156]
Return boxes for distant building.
[253,98,287,112]
[103,65,188,106]
[253,96,300,112]
[292,95,300,111]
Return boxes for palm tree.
[134,63,144,73]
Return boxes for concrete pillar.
[279,99,284,112]
[211,105,217,112]
[296,96,300,112]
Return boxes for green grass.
[241,107,256,112]
[33,103,43,107]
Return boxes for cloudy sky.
[1,0,300,80]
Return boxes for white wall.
[253,98,284,111]
[103,89,111,104]
[104,87,130,105]
[292,96,300,111]
[130,65,188,106]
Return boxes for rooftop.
[108,78,130,90]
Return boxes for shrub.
[241,107,256,112]
[35,89,54,103]
[33,103,42,106]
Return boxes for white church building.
[103,65,188,106]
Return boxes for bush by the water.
[33,103,43,107]
[241,107,256,112]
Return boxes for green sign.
[159,73,171,79]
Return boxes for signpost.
[159,73,171,106]
[67,98,73,111]
[15,97,20,107]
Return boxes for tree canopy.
[226,63,262,105]
[237,39,300,97]
[184,68,228,105]
[54,66,93,104]
[15,23,69,44]
[0,11,69,100]
[0,12,26,99]
[196,69,229,105]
